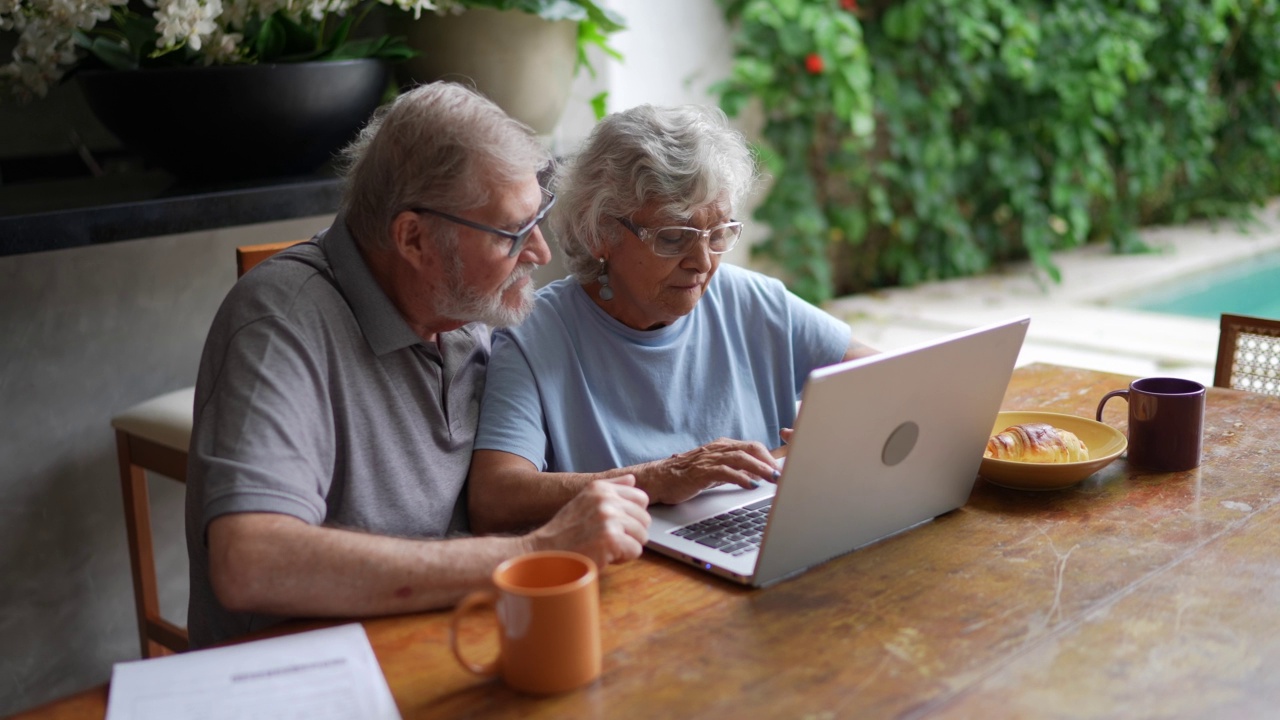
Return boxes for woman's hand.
[638,438,781,505]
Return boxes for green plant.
[716,0,1280,303]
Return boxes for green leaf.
[576,20,622,77]
[327,36,415,62]
[76,33,139,71]
[590,90,609,120]
[252,15,288,61]
[576,1,626,32]
[273,11,323,57]
[741,1,786,30]
[732,57,775,87]
[327,13,356,53]
[113,9,159,58]
[718,87,750,118]
[883,2,924,43]
[771,0,802,20]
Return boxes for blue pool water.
[1123,252,1280,320]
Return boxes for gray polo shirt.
[185,215,489,649]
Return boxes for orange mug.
[449,550,601,695]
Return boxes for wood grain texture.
[16,364,1280,720]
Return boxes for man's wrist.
[518,529,543,556]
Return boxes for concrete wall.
[0,217,333,714]
[0,1,733,713]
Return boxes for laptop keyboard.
[669,497,773,556]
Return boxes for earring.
[597,258,614,301]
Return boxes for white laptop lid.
[645,316,1029,586]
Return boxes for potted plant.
[0,0,438,180]
[388,0,626,134]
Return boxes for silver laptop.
[646,316,1030,587]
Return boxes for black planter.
[77,59,388,182]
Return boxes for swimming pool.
[1120,251,1280,320]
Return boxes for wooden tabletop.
[16,364,1280,719]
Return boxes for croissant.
[984,423,1090,463]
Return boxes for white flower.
[300,0,353,23]
[378,0,441,20]
[153,0,222,52]
[2,0,122,99]
[201,28,243,64]
[0,0,22,29]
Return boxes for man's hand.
[528,476,651,568]
[638,438,781,505]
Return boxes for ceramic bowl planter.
[77,59,388,183]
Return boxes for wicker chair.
[1214,313,1280,396]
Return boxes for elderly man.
[185,82,650,649]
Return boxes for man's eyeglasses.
[412,187,556,258]
[616,216,744,258]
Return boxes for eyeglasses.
[616,216,744,258]
[412,187,556,258]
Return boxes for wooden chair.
[111,238,305,658]
[236,239,307,277]
[1215,313,1280,396]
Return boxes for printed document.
[105,623,401,720]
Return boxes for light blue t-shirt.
[474,263,851,473]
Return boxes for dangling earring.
[597,258,614,301]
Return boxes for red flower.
[805,53,824,74]
[841,0,859,11]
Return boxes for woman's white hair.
[339,82,552,252]
[549,104,759,283]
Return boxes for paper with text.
[105,623,401,720]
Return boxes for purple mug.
[1096,377,1205,472]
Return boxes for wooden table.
[17,364,1280,719]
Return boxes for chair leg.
[116,430,164,659]
[146,639,177,658]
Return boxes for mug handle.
[449,590,501,678]
[1096,389,1129,423]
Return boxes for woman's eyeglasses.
[615,216,744,258]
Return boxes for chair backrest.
[1215,313,1280,396]
[236,239,306,278]
[114,236,311,659]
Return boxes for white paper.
[105,623,401,720]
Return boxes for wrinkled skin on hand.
[640,438,781,505]
[529,476,651,568]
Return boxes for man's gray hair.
[339,82,552,251]
[549,104,759,283]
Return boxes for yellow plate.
[979,411,1127,491]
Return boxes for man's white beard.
[434,261,536,328]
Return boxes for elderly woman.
[468,104,877,533]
